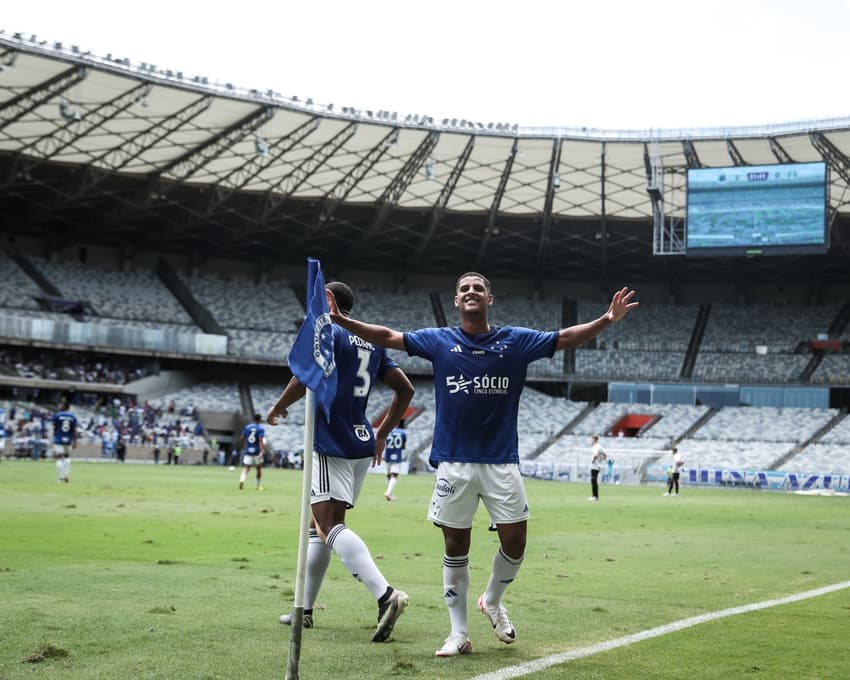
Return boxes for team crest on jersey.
[312,313,336,377]
[353,424,371,442]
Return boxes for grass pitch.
[1,460,848,679]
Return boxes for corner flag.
[287,257,337,422]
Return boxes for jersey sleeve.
[514,327,558,361]
[404,327,441,359]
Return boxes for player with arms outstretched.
[331,272,638,657]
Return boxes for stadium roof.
[1,34,849,287]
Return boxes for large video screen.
[686,161,828,256]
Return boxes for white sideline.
[470,580,850,680]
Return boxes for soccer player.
[589,434,607,501]
[330,272,638,657]
[383,419,407,501]
[269,281,414,643]
[52,400,78,483]
[238,413,267,490]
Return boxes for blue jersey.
[241,423,266,455]
[384,427,407,463]
[316,324,398,459]
[52,411,78,445]
[404,325,557,465]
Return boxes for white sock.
[443,554,470,635]
[303,529,331,610]
[325,524,388,600]
[239,470,247,484]
[385,477,397,496]
[483,548,523,606]
[56,458,64,481]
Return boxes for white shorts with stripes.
[310,454,372,509]
[427,462,529,529]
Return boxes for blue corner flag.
[287,258,337,422]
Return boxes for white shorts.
[242,454,262,467]
[385,462,402,475]
[311,454,371,509]
[427,462,529,529]
[54,444,72,457]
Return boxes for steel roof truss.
[0,65,87,131]
[726,140,748,166]
[473,139,518,270]
[534,139,563,288]
[258,121,358,223]
[356,130,441,247]
[414,135,475,259]
[768,137,794,163]
[681,140,702,168]
[318,126,399,224]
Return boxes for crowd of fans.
[0,349,150,385]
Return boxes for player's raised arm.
[555,287,639,351]
[330,311,406,351]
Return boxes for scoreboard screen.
[686,161,828,256]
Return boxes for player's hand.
[266,407,287,426]
[606,287,639,322]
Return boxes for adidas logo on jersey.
[450,345,462,353]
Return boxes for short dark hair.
[398,419,406,428]
[326,281,354,314]
[455,272,491,295]
[253,413,262,422]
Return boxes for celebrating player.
[331,272,638,656]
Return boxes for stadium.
[1,27,849,680]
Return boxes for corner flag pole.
[285,388,315,680]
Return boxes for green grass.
[1,460,848,679]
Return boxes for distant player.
[238,413,267,490]
[52,400,78,483]
[589,435,607,501]
[383,419,407,501]
[663,446,684,496]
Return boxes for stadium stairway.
[11,254,62,297]
[680,303,711,379]
[769,410,848,471]
[672,407,718,446]
[156,257,226,335]
[526,401,595,460]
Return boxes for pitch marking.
[470,580,850,680]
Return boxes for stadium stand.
[0,252,42,310]
[180,271,304,333]
[26,256,195,325]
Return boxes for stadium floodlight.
[424,158,436,180]
[59,102,81,122]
